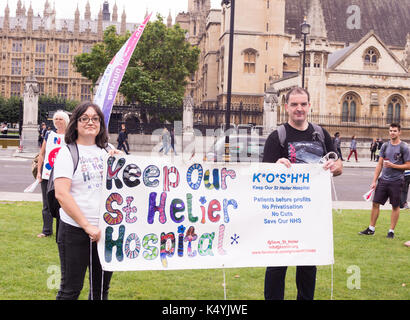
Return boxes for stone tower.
[102,1,110,21]
[304,0,330,115]
[186,0,211,45]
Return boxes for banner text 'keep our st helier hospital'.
[97,155,334,271]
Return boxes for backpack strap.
[66,143,79,173]
[399,141,408,163]
[277,124,286,148]
[311,123,325,143]
[310,122,327,155]
[278,122,326,152]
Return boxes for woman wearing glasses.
[53,101,119,300]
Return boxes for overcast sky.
[1,0,222,24]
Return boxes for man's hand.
[383,160,394,168]
[276,158,291,168]
[323,159,343,176]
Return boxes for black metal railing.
[278,113,410,129]
[109,104,183,134]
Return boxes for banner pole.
[222,266,227,300]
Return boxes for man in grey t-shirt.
[359,123,410,238]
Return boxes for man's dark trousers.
[264,265,317,300]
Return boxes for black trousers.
[56,221,113,300]
[40,179,53,236]
[264,266,317,300]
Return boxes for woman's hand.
[84,224,101,242]
[108,148,123,156]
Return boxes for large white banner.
[97,155,334,271]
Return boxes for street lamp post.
[300,18,310,89]
[222,0,235,162]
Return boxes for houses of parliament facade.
[0,0,137,102]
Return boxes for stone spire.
[404,33,410,71]
[112,1,118,22]
[74,4,80,35]
[306,0,327,39]
[121,8,126,35]
[27,3,34,33]
[85,0,91,20]
[167,10,172,27]
[16,0,23,17]
[97,6,103,38]
[3,3,10,32]
[43,0,51,17]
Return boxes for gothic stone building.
[177,0,410,133]
[0,0,137,102]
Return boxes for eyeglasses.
[78,116,100,124]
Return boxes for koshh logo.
[252,172,310,184]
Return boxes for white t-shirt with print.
[42,131,65,180]
[53,144,107,228]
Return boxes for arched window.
[363,47,380,69]
[387,96,403,124]
[341,94,358,122]
[243,49,258,73]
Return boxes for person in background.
[53,101,120,300]
[117,123,130,155]
[159,127,170,154]
[400,169,410,209]
[359,123,410,239]
[36,111,69,238]
[347,135,358,162]
[370,138,377,161]
[333,132,344,161]
[376,138,383,161]
[1,122,8,134]
[38,122,47,147]
[168,128,177,155]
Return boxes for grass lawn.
[0,202,408,300]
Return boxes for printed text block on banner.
[97,155,334,271]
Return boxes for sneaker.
[387,231,395,239]
[404,203,409,209]
[358,227,375,235]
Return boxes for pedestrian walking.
[169,129,177,155]
[262,86,342,300]
[333,132,344,161]
[159,127,170,154]
[117,123,130,155]
[347,135,358,162]
[359,123,410,239]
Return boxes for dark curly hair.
[64,101,108,148]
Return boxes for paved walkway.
[0,146,392,210]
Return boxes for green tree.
[0,96,21,124]
[73,15,199,108]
